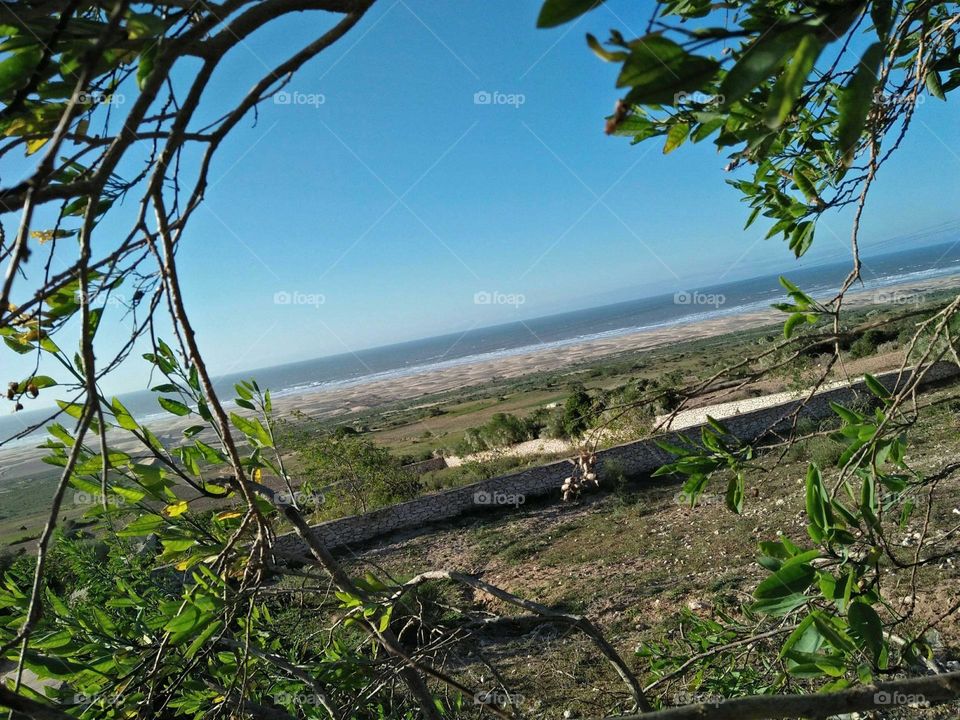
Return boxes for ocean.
[3,240,960,447]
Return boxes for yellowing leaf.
[25,137,48,155]
[663,122,690,154]
[252,468,262,483]
[214,510,242,521]
[164,500,189,517]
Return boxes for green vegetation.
[277,422,420,518]
[2,0,960,718]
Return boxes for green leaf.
[663,122,690,154]
[0,46,42,97]
[789,221,815,257]
[725,472,744,514]
[118,513,165,537]
[3,336,32,354]
[926,70,946,100]
[719,27,805,106]
[784,312,806,339]
[618,36,720,104]
[56,400,85,419]
[164,605,209,643]
[159,397,191,416]
[830,402,862,424]
[811,611,857,654]
[863,373,891,401]
[537,0,603,28]
[837,42,884,162]
[848,601,885,663]
[779,612,817,658]
[137,44,157,90]
[792,167,819,203]
[752,593,810,616]
[805,463,833,534]
[754,561,816,600]
[871,0,892,39]
[587,33,628,62]
[185,619,223,659]
[25,375,57,390]
[765,35,824,128]
[111,397,139,430]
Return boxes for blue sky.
[7,0,960,396]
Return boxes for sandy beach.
[2,274,959,484]
[276,275,960,420]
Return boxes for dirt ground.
[338,386,960,718]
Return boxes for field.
[330,384,960,716]
[1,290,955,547]
[2,291,960,717]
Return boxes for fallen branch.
[614,669,960,720]
[394,569,652,713]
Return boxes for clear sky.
[7,0,960,396]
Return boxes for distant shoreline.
[273,274,960,422]
[1,273,959,484]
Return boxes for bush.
[560,383,606,438]
[453,411,550,454]
[784,436,843,467]
[297,434,421,517]
[848,328,898,359]
[808,437,843,467]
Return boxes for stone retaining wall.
[274,363,958,560]
[402,456,449,475]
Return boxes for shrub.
[298,434,420,516]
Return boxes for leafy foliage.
[557,1,958,261]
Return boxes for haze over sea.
[2,240,960,447]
